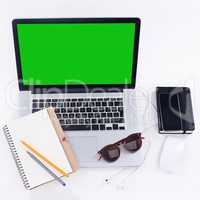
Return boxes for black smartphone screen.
[159,93,182,130]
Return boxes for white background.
[0,0,200,199]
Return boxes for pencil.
[26,151,66,186]
[20,140,69,177]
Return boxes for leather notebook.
[156,87,195,134]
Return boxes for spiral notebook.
[2,108,78,190]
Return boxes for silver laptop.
[13,18,147,167]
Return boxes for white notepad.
[2,109,72,189]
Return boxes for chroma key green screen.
[17,23,136,85]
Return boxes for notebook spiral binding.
[3,125,30,189]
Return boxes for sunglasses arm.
[97,152,102,160]
[112,135,145,146]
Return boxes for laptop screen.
[15,21,138,88]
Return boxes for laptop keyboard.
[32,97,125,131]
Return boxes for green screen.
[17,23,135,85]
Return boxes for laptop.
[12,18,148,167]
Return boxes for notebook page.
[7,109,72,189]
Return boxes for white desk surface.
[0,0,200,199]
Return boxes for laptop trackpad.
[69,136,99,162]
[68,134,149,167]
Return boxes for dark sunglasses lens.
[124,139,142,152]
[99,145,120,162]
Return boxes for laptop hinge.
[31,87,124,94]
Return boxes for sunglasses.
[98,133,144,162]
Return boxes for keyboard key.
[39,103,44,108]
[101,113,106,118]
[102,102,107,106]
[70,102,76,107]
[118,107,123,112]
[80,108,85,112]
[89,102,95,107]
[72,98,77,101]
[92,119,97,124]
[107,113,112,117]
[57,103,63,107]
[52,103,56,107]
[106,127,112,130]
[74,108,79,112]
[108,102,113,106]
[92,125,99,130]
[119,126,125,130]
[111,118,124,123]
[104,118,110,123]
[106,107,111,112]
[82,113,87,118]
[62,125,91,131]
[64,102,69,107]
[114,102,120,106]
[98,119,103,124]
[54,108,60,113]
[67,108,73,113]
[94,113,100,118]
[77,102,82,107]
[66,119,71,124]
[59,119,65,124]
[99,107,104,112]
[113,124,118,130]
[111,118,115,123]
[83,102,88,107]
[72,119,78,124]
[119,118,125,123]
[79,119,84,124]
[57,114,62,118]
[96,102,101,106]
[113,112,119,117]
[32,99,38,102]
[32,109,40,113]
[111,107,117,112]
[88,113,93,118]
[63,114,68,118]
[45,103,51,107]
[100,124,105,130]
[69,113,74,118]
[118,102,123,106]
[92,107,98,112]
[75,113,81,118]
[85,119,90,124]
[32,103,37,108]
[86,107,92,112]
[61,108,66,113]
